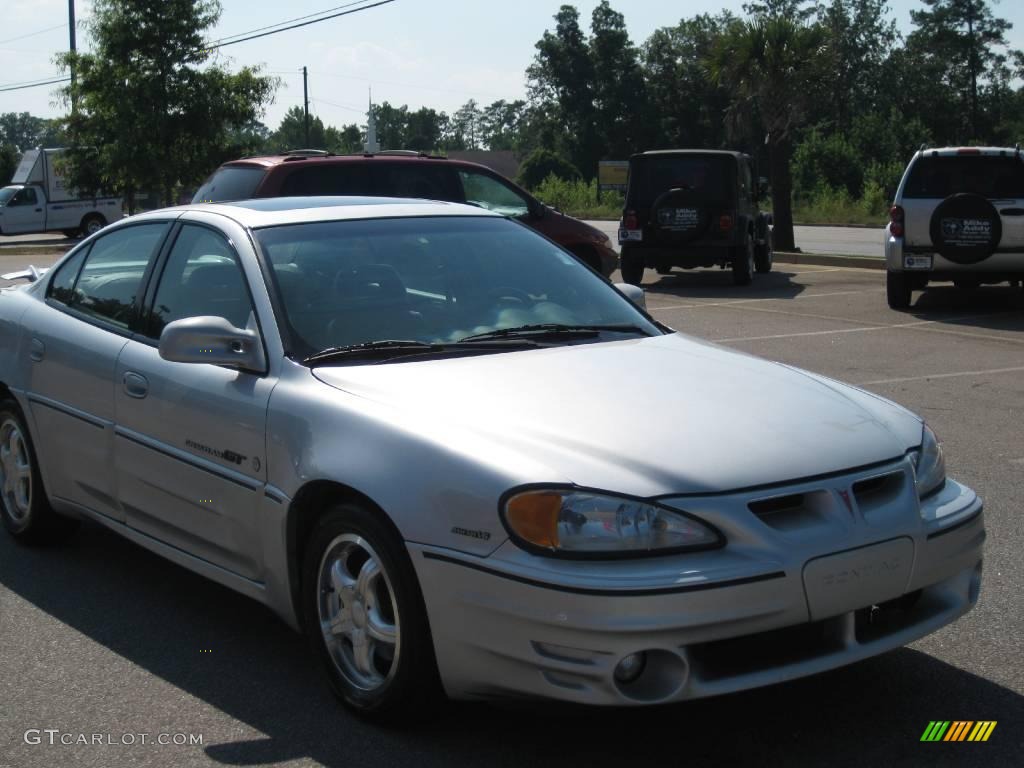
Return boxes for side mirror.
[530,199,547,219]
[159,316,266,373]
[614,282,646,310]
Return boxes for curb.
[773,251,885,270]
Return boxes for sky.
[2,0,1023,133]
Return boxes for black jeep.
[618,150,773,286]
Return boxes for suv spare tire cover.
[650,188,712,244]
[929,193,1002,264]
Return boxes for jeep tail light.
[719,214,733,231]
[624,210,638,230]
[890,205,904,238]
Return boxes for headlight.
[910,425,946,499]
[501,488,723,558]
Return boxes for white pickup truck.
[0,148,123,238]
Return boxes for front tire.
[886,270,913,309]
[0,400,78,544]
[302,502,441,722]
[620,245,645,286]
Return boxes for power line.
[0,23,67,46]
[310,97,365,114]
[208,0,373,47]
[0,0,395,94]
[208,0,395,50]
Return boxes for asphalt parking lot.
[1,261,1022,768]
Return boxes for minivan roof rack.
[284,149,332,157]
[919,142,927,153]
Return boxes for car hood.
[311,333,923,496]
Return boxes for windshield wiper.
[457,323,652,343]
[302,338,539,365]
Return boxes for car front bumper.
[411,474,984,705]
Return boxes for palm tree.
[708,16,826,251]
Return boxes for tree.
[642,14,736,150]
[0,143,18,185]
[708,16,826,250]
[269,106,328,151]
[0,112,53,151]
[406,108,442,151]
[817,0,899,132]
[480,100,527,151]
[517,148,581,189]
[453,100,483,150]
[589,1,648,158]
[909,0,1021,140]
[527,5,599,177]
[56,0,277,211]
[371,102,409,149]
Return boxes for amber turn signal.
[504,491,563,548]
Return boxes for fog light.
[614,652,647,684]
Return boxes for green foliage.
[531,174,623,219]
[791,184,888,226]
[0,143,18,185]
[517,148,581,189]
[792,130,863,199]
[56,0,277,210]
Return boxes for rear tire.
[620,246,645,286]
[755,228,773,273]
[81,214,106,237]
[886,271,912,309]
[0,400,78,544]
[732,239,754,286]
[301,502,442,723]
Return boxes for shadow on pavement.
[907,285,1024,334]
[1,520,1020,768]
[639,268,807,302]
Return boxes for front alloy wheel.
[317,534,400,692]
[302,503,441,721]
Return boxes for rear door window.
[628,156,734,208]
[903,156,1024,199]
[193,166,266,203]
[279,164,373,196]
[372,163,462,202]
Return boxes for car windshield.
[0,187,17,205]
[253,216,659,359]
[629,155,734,207]
[903,155,1024,199]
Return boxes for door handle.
[34,208,42,213]
[29,337,45,362]
[122,371,149,399]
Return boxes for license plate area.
[903,255,933,269]
[802,538,914,621]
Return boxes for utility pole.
[69,0,77,113]
[302,66,310,147]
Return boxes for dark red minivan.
[193,151,618,276]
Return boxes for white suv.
[885,146,1024,309]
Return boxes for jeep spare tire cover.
[650,188,712,244]
[929,193,1002,264]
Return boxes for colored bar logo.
[921,721,997,742]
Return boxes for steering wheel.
[485,286,533,306]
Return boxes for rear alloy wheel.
[0,400,78,544]
[302,503,441,722]
[620,245,645,286]
[755,228,773,273]
[732,239,754,285]
[886,270,913,309]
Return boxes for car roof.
[222,153,482,170]
[914,146,1023,158]
[130,196,501,229]
[629,149,748,161]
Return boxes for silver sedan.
[0,198,984,721]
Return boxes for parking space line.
[859,365,1024,386]
[649,289,885,312]
[714,325,892,343]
